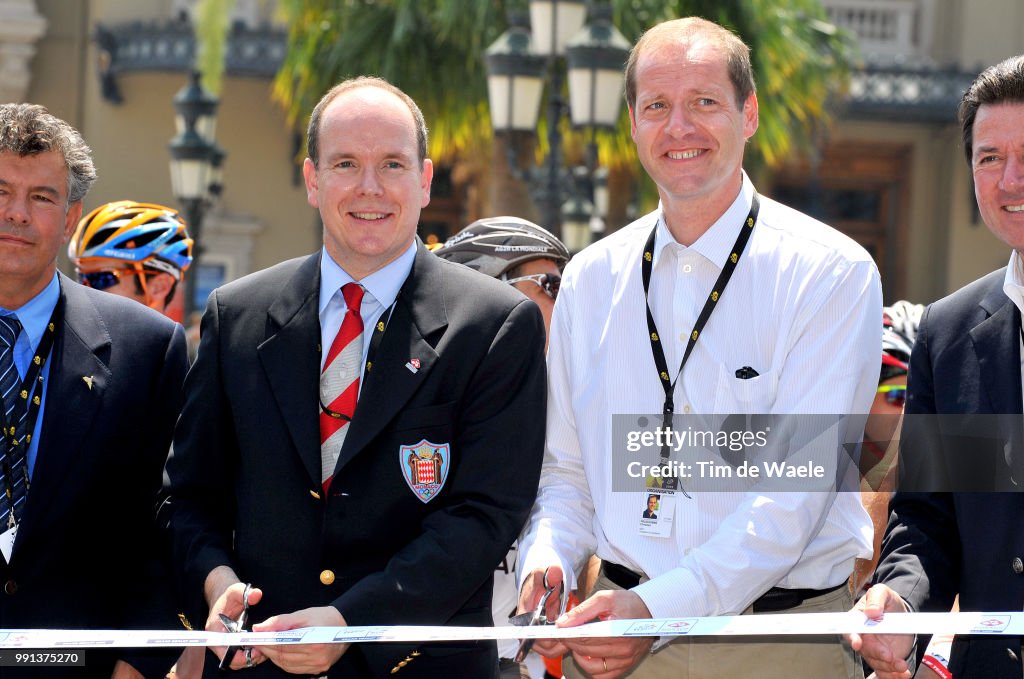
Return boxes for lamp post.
[168,70,222,320]
[485,0,629,251]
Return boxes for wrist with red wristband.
[920,634,953,679]
[921,653,952,679]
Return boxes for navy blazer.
[875,268,1024,678]
[160,245,547,678]
[0,275,188,678]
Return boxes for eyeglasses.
[79,268,158,292]
[79,267,163,307]
[79,270,128,291]
[505,273,560,300]
[877,384,907,408]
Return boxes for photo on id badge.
[640,476,675,537]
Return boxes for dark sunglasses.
[506,273,561,300]
[877,384,906,408]
[79,268,155,292]
[79,270,128,291]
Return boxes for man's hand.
[847,584,914,679]
[251,606,349,675]
[556,589,654,679]
[517,565,569,658]
[203,569,266,670]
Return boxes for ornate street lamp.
[172,70,218,142]
[485,1,629,251]
[168,70,222,319]
[485,13,545,133]
[566,3,631,130]
[529,0,587,57]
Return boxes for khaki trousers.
[564,570,864,679]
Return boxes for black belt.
[751,582,846,612]
[602,560,644,590]
[600,561,845,613]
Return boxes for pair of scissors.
[510,568,563,663]
[218,583,253,672]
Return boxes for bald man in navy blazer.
[160,77,546,678]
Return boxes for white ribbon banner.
[0,612,1021,648]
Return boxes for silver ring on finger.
[245,647,255,669]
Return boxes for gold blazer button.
[320,569,335,585]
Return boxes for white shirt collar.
[1002,250,1024,318]
[651,172,756,272]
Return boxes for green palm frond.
[193,0,234,94]
[264,0,856,203]
[273,0,507,162]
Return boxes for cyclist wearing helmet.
[68,200,193,316]
[435,216,568,349]
[436,217,570,679]
[69,200,203,679]
[854,301,923,596]
[866,301,923,451]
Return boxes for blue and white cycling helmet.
[69,200,193,278]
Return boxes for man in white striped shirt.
[517,16,881,679]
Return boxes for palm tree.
[269,0,856,223]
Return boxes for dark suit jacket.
[0,274,188,679]
[160,246,547,678]
[875,268,1024,678]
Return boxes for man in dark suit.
[159,77,547,678]
[850,54,1024,679]
[0,103,187,678]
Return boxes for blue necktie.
[0,315,28,528]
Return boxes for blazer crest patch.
[400,439,450,503]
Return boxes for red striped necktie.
[319,283,364,492]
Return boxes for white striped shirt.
[518,174,882,619]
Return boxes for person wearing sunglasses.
[854,301,922,596]
[434,216,569,679]
[865,301,922,450]
[435,216,568,353]
[68,200,193,318]
[68,200,202,679]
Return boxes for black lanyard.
[2,293,63,520]
[363,300,397,376]
[641,194,760,494]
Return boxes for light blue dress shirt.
[0,273,59,477]
[318,243,417,382]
